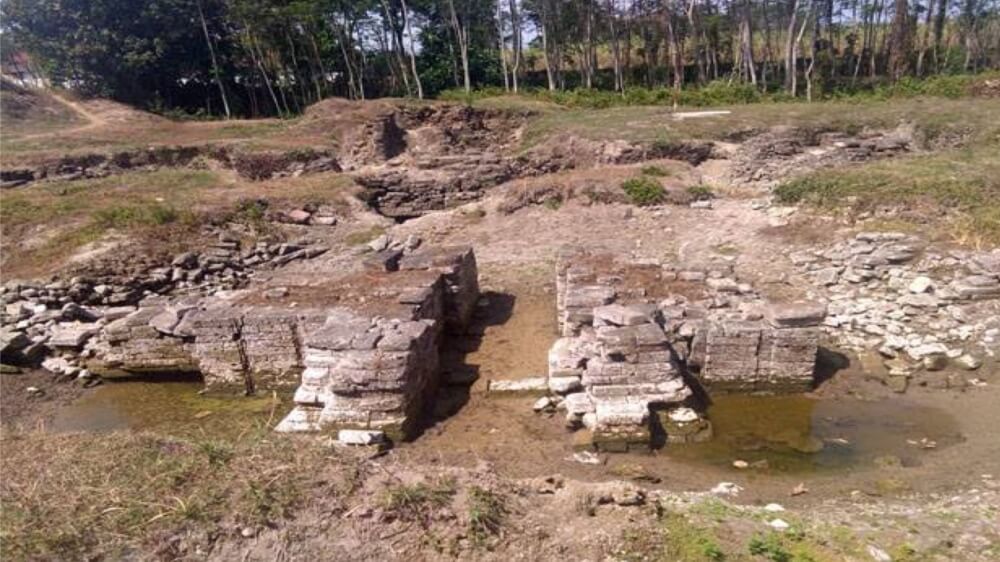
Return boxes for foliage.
[622,176,665,206]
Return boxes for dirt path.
[13,93,107,140]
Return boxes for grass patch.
[383,479,456,515]
[0,429,352,560]
[660,512,726,561]
[640,165,672,177]
[344,225,386,246]
[773,146,1000,246]
[467,486,507,544]
[747,529,838,562]
[686,185,715,201]
[622,176,666,206]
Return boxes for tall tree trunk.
[197,0,230,119]
[916,0,935,75]
[497,0,510,91]
[933,0,948,71]
[887,0,911,80]
[607,0,623,93]
[446,0,471,92]
[785,0,800,92]
[540,1,556,91]
[663,0,684,90]
[379,0,411,96]
[400,0,423,98]
[509,0,522,93]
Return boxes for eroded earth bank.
[2,83,1000,561]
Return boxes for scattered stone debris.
[792,232,999,387]
[0,232,332,380]
[728,125,914,188]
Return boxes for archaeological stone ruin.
[84,245,479,441]
[546,247,826,452]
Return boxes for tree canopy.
[3,0,998,117]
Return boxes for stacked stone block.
[100,306,198,374]
[276,313,439,440]
[548,249,824,451]
[690,302,824,393]
[399,246,479,332]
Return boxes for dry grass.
[0,429,356,560]
[774,146,1000,247]
[0,169,355,276]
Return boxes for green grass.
[774,146,1000,245]
[660,513,727,561]
[442,73,999,110]
[622,176,666,206]
[467,486,507,544]
[506,96,1000,151]
[382,479,456,514]
[641,164,673,177]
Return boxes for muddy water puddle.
[662,394,963,472]
[50,378,289,438]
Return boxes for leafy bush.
[622,176,665,206]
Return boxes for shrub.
[622,176,665,206]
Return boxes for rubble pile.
[792,232,1000,385]
[0,145,339,188]
[546,248,824,452]
[728,126,913,188]
[0,233,332,378]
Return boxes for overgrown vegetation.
[622,176,665,206]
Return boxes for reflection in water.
[666,394,963,473]
[50,380,291,439]
[52,380,962,475]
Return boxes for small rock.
[732,460,749,469]
[567,451,602,465]
[908,276,934,294]
[368,235,391,252]
[956,354,982,370]
[768,518,790,531]
[710,482,743,496]
[337,429,386,446]
[790,483,809,496]
[764,503,785,512]
[533,396,555,412]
